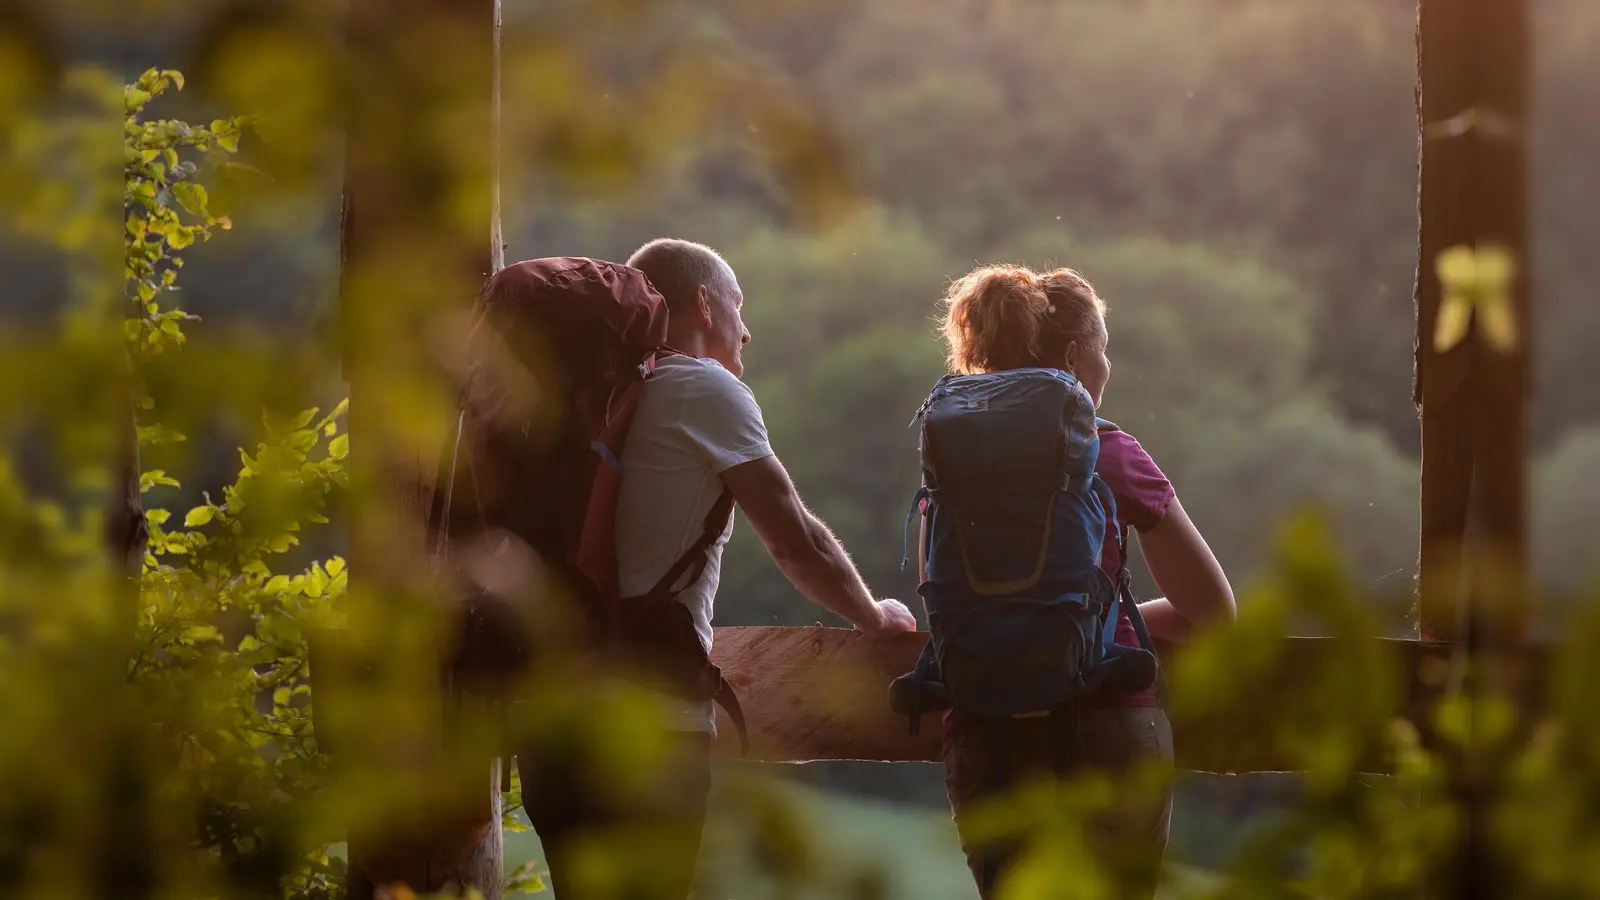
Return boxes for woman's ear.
[1062,340,1080,375]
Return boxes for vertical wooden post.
[339,0,504,896]
[1414,2,1530,897]
[1415,0,1531,643]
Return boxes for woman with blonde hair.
[908,263,1235,898]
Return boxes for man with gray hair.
[518,237,916,899]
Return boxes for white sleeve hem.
[711,442,775,474]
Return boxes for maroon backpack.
[426,257,747,753]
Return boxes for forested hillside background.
[26,0,1598,877]
[109,0,1599,616]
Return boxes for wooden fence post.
[1414,1,1531,896]
[1414,0,1531,644]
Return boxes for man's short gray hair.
[625,238,735,315]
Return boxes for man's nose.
[741,330,751,345]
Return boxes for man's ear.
[697,285,714,327]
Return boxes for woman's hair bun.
[940,263,1102,374]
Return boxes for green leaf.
[265,575,292,594]
[137,423,188,447]
[1436,245,1476,287]
[1433,295,1472,353]
[325,557,346,577]
[185,625,222,644]
[305,565,330,597]
[317,398,350,431]
[172,181,198,213]
[1433,243,1519,353]
[140,470,181,492]
[1479,294,1517,353]
[328,434,349,460]
[183,506,215,527]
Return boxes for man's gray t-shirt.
[614,355,773,734]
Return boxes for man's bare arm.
[721,455,915,636]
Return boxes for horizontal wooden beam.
[708,626,1541,775]
[312,626,1543,776]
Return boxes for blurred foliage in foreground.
[1,34,1598,900]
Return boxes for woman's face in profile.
[1067,328,1111,408]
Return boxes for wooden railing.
[705,627,1542,774]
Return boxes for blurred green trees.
[2,1,1598,897]
[503,0,1600,639]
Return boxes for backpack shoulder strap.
[630,487,749,756]
[644,489,736,599]
[1090,470,1171,707]
[1089,475,1123,654]
[1090,473,1127,564]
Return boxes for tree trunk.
[339,0,504,895]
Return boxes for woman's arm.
[1135,496,1235,643]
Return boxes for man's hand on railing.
[857,598,918,638]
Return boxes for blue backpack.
[888,368,1159,730]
